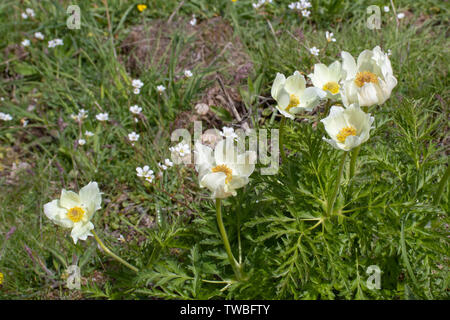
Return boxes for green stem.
[328,152,348,216]
[434,164,450,205]
[349,106,368,180]
[92,230,139,273]
[215,199,243,281]
[279,116,287,163]
[349,145,361,180]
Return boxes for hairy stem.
[92,230,139,273]
[215,199,243,281]
[328,152,348,216]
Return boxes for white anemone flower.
[43,182,102,244]
[308,61,343,100]
[271,71,325,119]
[194,139,256,199]
[321,104,374,151]
[340,46,397,107]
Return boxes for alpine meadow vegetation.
[0,0,448,300]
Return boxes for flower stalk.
[279,116,287,163]
[328,151,348,216]
[215,199,244,281]
[92,230,139,273]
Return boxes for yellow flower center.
[337,126,357,143]
[137,4,147,12]
[286,94,300,112]
[0,272,4,285]
[212,164,233,184]
[322,81,340,94]
[354,71,378,88]
[67,206,85,223]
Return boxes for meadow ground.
[0,0,448,299]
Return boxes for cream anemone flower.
[44,182,102,244]
[271,71,325,119]
[308,61,343,100]
[321,104,374,151]
[340,46,397,107]
[194,139,256,199]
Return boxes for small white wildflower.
[129,105,142,114]
[48,39,63,48]
[21,39,30,47]
[34,32,44,40]
[189,15,197,26]
[158,162,168,171]
[397,13,405,19]
[136,165,152,178]
[134,117,139,123]
[325,31,336,42]
[156,85,166,94]
[387,49,392,56]
[21,13,28,19]
[78,139,86,146]
[0,112,13,121]
[301,9,311,17]
[184,70,193,78]
[164,158,173,167]
[22,119,29,127]
[25,8,35,18]
[145,174,155,183]
[71,109,88,122]
[383,6,390,12]
[221,126,238,139]
[309,46,320,56]
[131,79,144,89]
[128,131,140,142]
[288,2,297,10]
[85,131,94,137]
[96,113,109,121]
[133,88,140,95]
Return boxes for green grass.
[0,0,448,299]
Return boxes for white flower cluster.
[288,0,312,17]
[184,70,193,78]
[48,39,63,48]
[132,79,144,95]
[136,165,155,183]
[0,112,13,121]
[252,0,272,9]
[158,158,174,171]
[21,39,30,47]
[169,142,190,158]
[22,8,35,19]
[71,109,88,122]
